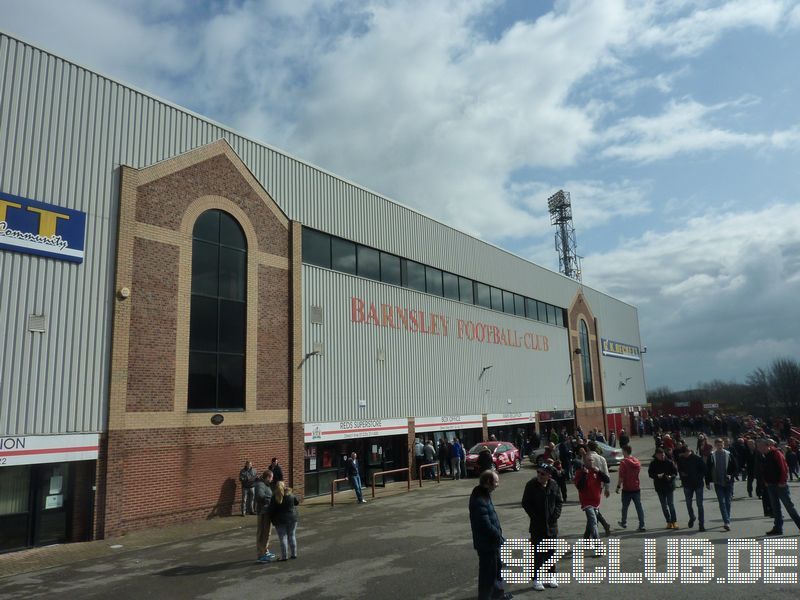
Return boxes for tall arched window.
[579,319,594,402]
[188,210,247,410]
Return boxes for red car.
[466,441,522,475]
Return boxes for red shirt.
[574,468,604,509]
[618,456,641,492]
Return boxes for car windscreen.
[469,444,495,454]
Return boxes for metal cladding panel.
[581,287,646,409]
[301,265,573,423]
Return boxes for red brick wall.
[68,460,95,543]
[258,265,290,411]
[127,237,178,412]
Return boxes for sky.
[3,0,800,391]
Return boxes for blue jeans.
[767,484,800,531]
[657,489,677,523]
[714,483,733,524]
[275,521,298,559]
[350,475,364,502]
[683,484,704,526]
[583,506,599,539]
[620,490,645,528]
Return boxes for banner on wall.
[600,338,641,361]
[0,433,99,467]
[486,412,536,427]
[414,415,483,433]
[304,419,408,443]
[0,193,86,263]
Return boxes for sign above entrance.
[414,414,483,433]
[486,412,536,427]
[0,193,87,263]
[0,433,99,466]
[537,409,574,422]
[600,338,641,361]
[304,419,408,443]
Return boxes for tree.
[745,367,770,419]
[768,358,800,422]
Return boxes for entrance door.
[32,464,69,546]
[0,465,32,552]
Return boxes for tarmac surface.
[2,436,800,599]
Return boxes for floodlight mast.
[547,189,582,282]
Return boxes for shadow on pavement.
[158,560,251,577]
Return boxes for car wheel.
[513,459,521,471]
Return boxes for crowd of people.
[238,457,300,564]
[469,414,800,598]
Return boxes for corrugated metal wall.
[302,265,572,422]
[0,32,645,435]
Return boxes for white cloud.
[601,98,800,162]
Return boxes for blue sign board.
[0,193,86,263]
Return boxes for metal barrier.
[418,463,441,486]
[371,468,411,499]
[330,477,350,507]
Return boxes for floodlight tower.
[547,190,582,282]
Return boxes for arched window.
[579,319,594,402]
[188,210,247,410]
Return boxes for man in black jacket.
[239,460,258,516]
[522,464,563,591]
[470,470,512,600]
[676,446,707,531]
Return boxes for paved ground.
[2,436,800,599]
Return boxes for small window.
[443,272,460,300]
[546,304,558,325]
[426,267,443,296]
[525,298,537,320]
[475,282,491,308]
[514,294,525,317]
[380,252,401,285]
[556,308,565,327]
[459,277,474,304]
[302,228,331,268]
[331,238,357,275]
[502,290,515,315]
[536,301,548,323]
[357,245,380,281]
[403,259,426,292]
[490,287,503,311]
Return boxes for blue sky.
[3,0,800,391]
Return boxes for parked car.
[465,441,522,475]
[529,440,624,467]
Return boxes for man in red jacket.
[758,438,800,536]
[575,453,610,546]
[615,445,646,531]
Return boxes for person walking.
[439,438,450,477]
[758,438,800,536]
[458,437,468,479]
[469,470,512,600]
[451,438,463,480]
[706,438,737,531]
[619,428,630,448]
[253,469,276,562]
[269,457,284,482]
[616,445,646,531]
[271,480,300,560]
[745,438,757,497]
[522,463,562,591]
[345,452,367,503]
[575,453,610,551]
[477,445,494,474]
[239,460,258,516]
[649,448,679,529]
[677,445,706,531]
[587,441,612,536]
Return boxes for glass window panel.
[188,352,217,410]
[502,290,515,314]
[536,301,548,322]
[191,240,218,296]
[302,228,331,268]
[219,212,246,249]
[357,245,380,281]
[219,300,246,353]
[380,252,401,285]
[490,287,503,311]
[475,282,491,308]
[459,277,474,304]
[556,308,565,327]
[547,304,557,324]
[189,296,218,352]
[442,272,459,300]
[426,267,443,296]
[525,298,537,320]
[219,248,246,301]
[218,355,245,409]
[331,237,357,275]
[404,260,426,292]
[514,294,525,317]
[193,210,219,243]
